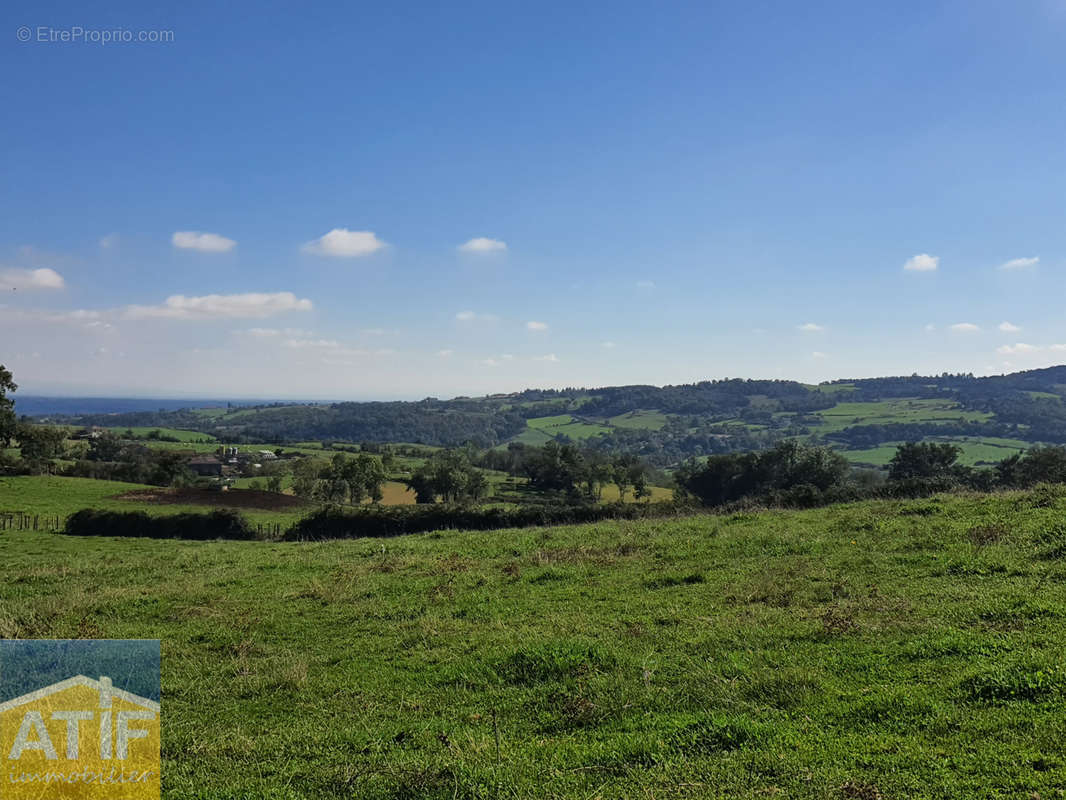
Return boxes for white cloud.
[999,256,1038,271]
[811,351,828,359]
[534,353,559,362]
[125,292,312,320]
[479,358,502,367]
[99,233,119,249]
[602,341,616,349]
[903,253,939,272]
[994,342,1066,358]
[437,349,453,358]
[283,338,340,349]
[924,323,936,332]
[458,237,507,253]
[243,327,312,338]
[798,322,825,332]
[998,321,1021,333]
[302,228,386,258]
[950,322,980,333]
[0,267,65,291]
[172,231,237,253]
[0,307,111,329]
[636,280,656,289]
[455,310,498,322]
[996,343,1038,355]
[527,320,548,331]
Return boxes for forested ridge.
[25,366,1066,467]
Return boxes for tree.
[291,457,323,498]
[0,365,16,448]
[582,451,612,500]
[611,453,646,501]
[292,452,388,505]
[1002,446,1066,487]
[87,430,125,462]
[888,441,961,482]
[406,449,488,504]
[16,423,68,465]
[675,441,849,507]
[147,452,196,487]
[523,441,586,494]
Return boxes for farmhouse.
[186,455,223,477]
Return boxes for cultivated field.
[1,491,1063,797]
[811,398,991,434]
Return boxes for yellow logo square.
[1,675,160,799]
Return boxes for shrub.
[281,502,680,541]
[63,509,256,540]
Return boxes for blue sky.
[3,1,1066,399]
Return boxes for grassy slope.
[606,410,669,430]
[842,437,1031,468]
[104,426,219,442]
[812,398,991,434]
[526,414,612,439]
[2,491,1064,798]
[0,476,308,528]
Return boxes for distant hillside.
[26,366,1066,468]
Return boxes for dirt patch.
[114,488,309,511]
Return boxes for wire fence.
[0,513,63,532]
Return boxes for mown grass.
[1,490,1064,797]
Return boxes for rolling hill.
[23,366,1066,469]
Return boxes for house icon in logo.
[1,673,160,799]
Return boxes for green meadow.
[606,410,670,430]
[514,414,613,445]
[105,427,219,442]
[842,437,1032,469]
[1,490,1064,798]
[811,399,991,434]
[0,476,310,529]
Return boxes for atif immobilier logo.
[0,640,160,799]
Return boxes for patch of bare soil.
[114,488,309,511]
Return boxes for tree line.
[675,439,1066,509]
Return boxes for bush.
[63,509,256,540]
[282,501,683,541]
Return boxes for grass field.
[809,383,857,395]
[1,490,1064,797]
[606,410,669,430]
[522,414,612,441]
[812,398,992,433]
[0,476,309,528]
[105,426,219,442]
[842,437,1032,468]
